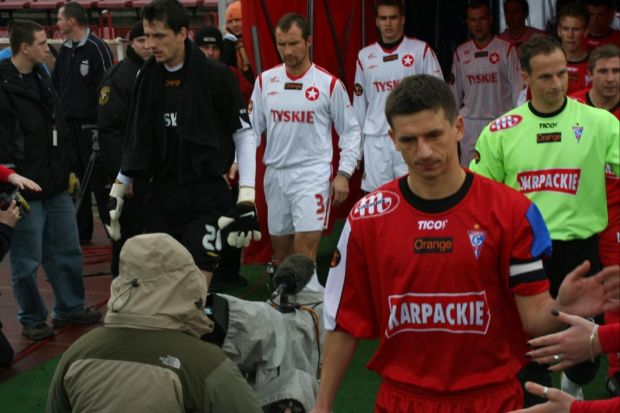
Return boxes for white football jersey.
[353,37,443,137]
[450,36,522,119]
[250,64,360,175]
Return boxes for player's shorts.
[375,378,523,413]
[264,163,330,236]
[461,117,493,167]
[143,176,233,272]
[599,205,619,267]
[361,134,408,193]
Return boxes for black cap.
[129,21,144,41]
[194,26,223,49]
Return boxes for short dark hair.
[375,0,404,17]
[583,0,614,9]
[588,43,620,72]
[60,2,87,27]
[385,75,458,129]
[557,1,590,28]
[504,0,530,16]
[276,13,310,41]
[8,19,45,55]
[467,0,491,14]
[143,0,189,34]
[519,35,565,74]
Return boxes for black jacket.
[0,59,73,201]
[52,29,114,120]
[121,40,248,183]
[97,46,144,180]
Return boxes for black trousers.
[519,235,602,407]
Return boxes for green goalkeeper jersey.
[470,97,620,241]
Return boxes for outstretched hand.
[507,382,575,413]
[556,261,620,317]
[525,311,601,371]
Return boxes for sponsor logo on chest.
[536,133,562,143]
[386,291,491,337]
[351,191,399,219]
[489,115,523,132]
[373,79,403,92]
[517,168,582,194]
[383,54,398,62]
[270,109,315,123]
[466,72,498,84]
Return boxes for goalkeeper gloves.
[217,187,261,248]
[105,182,128,241]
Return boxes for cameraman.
[0,20,101,342]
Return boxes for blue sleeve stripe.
[526,203,553,259]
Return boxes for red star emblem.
[305,86,320,101]
[489,52,500,64]
[401,54,414,67]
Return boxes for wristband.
[589,324,599,363]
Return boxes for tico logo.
[489,115,523,132]
[467,223,487,259]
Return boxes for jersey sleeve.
[249,75,267,146]
[469,125,506,183]
[450,50,464,110]
[353,57,367,159]
[330,79,361,176]
[324,218,380,339]
[506,44,523,108]
[604,112,620,177]
[509,202,552,296]
[422,44,444,79]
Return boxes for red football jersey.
[324,172,552,394]
[584,30,620,53]
[567,57,591,96]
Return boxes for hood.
[105,233,213,338]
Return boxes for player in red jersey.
[310,74,620,413]
[570,43,620,398]
[499,0,547,47]
[557,3,592,95]
[584,0,620,53]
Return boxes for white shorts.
[264,164,331,236]
[460,117,493,167]
[361,134,408,192]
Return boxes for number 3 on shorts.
[202,224,222,253]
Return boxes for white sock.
[303,268,325,293]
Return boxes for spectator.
[0,19,102,341]
[450,0,522,167]
[52,1,114,243]
[584,0,620,53]
[194,25,252,102]
[311,74,619,413]
[249,13,360,293]
[0,165,40,367]
[112,0,260,288]
[97,21,151,277]
[470,35,619,405]
[508,311,620,413]
[222,1,254,84]
[557,2,592,95]
[45,233,263,413]
[354,0,442,193]
[499,0,547,47]
[194,24,252,291]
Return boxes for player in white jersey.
[354,0,443,192]
[450,0,522,167]
[498,0,547,47]
[250,13,360,291]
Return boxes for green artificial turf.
[0,220,614,412]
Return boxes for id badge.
[52,127,58,146]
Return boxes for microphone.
[270,254,316,300]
